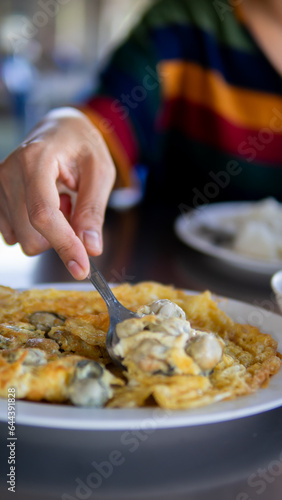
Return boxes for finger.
[25,173,90,279]
[0,151,50,253]
[0,212,17,246]
[4,192,52,255]
[72,152,116,255]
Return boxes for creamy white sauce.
[115,300,224,375]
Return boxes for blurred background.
[0,0,153,160]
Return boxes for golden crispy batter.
[0,283,280,409]
[48,327,109,363]
[0,350,79,402]
[0,349,121,404]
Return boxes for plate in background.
[174,202,282,275]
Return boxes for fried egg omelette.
[0,282,280,409]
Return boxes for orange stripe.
[233,2,245,23]
[78,107,132,188]
[159,60,282,129]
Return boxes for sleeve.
[77,7,163,192]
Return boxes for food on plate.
[218,197,282,260]
[0,282,280,409]
[114,308,224,375]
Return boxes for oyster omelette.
[0,282,280,410]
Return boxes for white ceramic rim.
[0,283,281,430]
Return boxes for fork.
[88,257,138,369]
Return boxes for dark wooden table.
[9,202,277,310]
[0,202,282,500]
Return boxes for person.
[1,0,282,280]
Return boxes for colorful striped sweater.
[79,0,282,208]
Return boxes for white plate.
[0,282,281,429]
[174,202,282,275]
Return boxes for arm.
[0,3,164,279]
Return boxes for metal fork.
[88,257,138,369]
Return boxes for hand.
[0,108,116,279]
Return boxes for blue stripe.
[98,68,160,164]
[149,23,282,94]
[97,38,162,164]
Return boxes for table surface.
[3,203,278,305]
[0,203,282,500]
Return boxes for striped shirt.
[79,0,282,207]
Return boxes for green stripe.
[140,0,255,53]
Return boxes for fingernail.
[83,230,102,253]
[68,260,87,280]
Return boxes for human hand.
[0,108,116,279]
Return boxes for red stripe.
[86,96,139,166]
[159,98,282,166]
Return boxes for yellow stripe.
[78,107,132,188]
[159,60,282,129]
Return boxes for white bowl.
[271,270,282,313]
